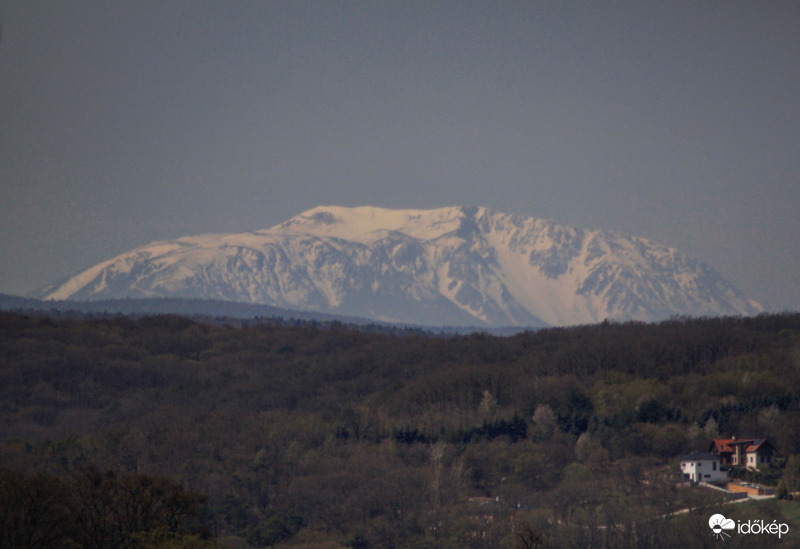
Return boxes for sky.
[1,1,798,311]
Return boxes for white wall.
[680,459,726,483]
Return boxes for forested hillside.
[2,312,800,548]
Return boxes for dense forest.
[2,311,800,548]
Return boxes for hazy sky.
[1,1,798,311]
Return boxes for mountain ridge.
[34,205,762,327]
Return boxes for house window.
[713,462,717,471]
[697,463,702,467]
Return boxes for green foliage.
[2,311,800,547]
[130,527,220,548]
[345,533,370,549]
[0,466,207,548]
[778,454,800,499]
[245,512,304,547]
[453,414,528,443]
[392,426,429,444]
[635,398,681,424]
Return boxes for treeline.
[0,466,210,548]
[2,312,800,547]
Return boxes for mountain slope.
[34,206,762,326]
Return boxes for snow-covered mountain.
[34,206,762,327]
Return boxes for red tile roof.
[712,438,770,453]
[714,438,753,452]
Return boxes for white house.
[680,452,726,483]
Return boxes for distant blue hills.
[0,293,529,336]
